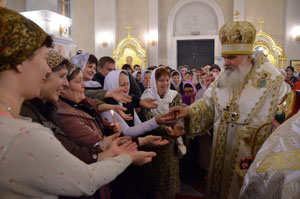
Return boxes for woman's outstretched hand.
[165,124,185,138]
[155,112,178,125]
[106,88,132,103]
[138,135,169,147]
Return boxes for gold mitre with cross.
[219,21,256,55]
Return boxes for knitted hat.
[47,49,73,71]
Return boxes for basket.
[236,122,271,186]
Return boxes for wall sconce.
[148,31,158,46]
[292,26,300,43]
[97,32,113,47]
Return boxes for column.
[148,0,159,66]
[94,0,117,58]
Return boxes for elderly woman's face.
[40,66,69,103]
[156,75,170,97]
[62,70,86,103]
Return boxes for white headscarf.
[141,68,177,116]
[104,70,130,104]
[70,53,90,70]
[70,53,101,88]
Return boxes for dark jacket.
[93,72,105,89]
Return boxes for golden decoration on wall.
[113,24,146,70]
[253,19,287,69]
[234,10,240,21]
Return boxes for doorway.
[177,39,215,69]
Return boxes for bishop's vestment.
[186,53,290,199]
[240,110,300,199]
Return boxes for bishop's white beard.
[221,57,252,94]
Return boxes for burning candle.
[111,110,115,123]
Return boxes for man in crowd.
[170,21,290,199]
[133,64,141,72]
[93,56,116,89]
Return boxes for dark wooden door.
[177,39,214,70]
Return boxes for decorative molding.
[254,31,287,69]
[113,35,146,69]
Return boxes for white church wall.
[117,0,149,50]
[25,0,57,13]
[72,0,95,55]
[245,0,285,48]
[6,0,26,12]
[285,0,300,67]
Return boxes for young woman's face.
[156,75,170,96]
[21,46,51,99]
[136,73,141,83]
[200,74,206,84]
[62,70,86,103]
[119,73,130,94]
[172,75,180,85]
[184,73,192,81]
[211,68,220,75]
[184,86,194,98]
[205,75,215,88]
[40,67,69,103]
[144,73,151,88]
[83,62,96,81]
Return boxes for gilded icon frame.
[290,60,300,73]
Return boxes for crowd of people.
[1,7,300,199]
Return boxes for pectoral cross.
[223,104,239,123]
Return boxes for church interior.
[5,0,300,72]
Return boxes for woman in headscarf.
[170,71,181,91]
[0,7,155,198]
[70,53,100,88]
[102,70,176,137]
[71,53,133,120]
[140,69,151,93]
[182,80,197,106]
[140,67,185,199]
[21,50,133,199]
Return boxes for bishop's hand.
[168,106,188,119]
